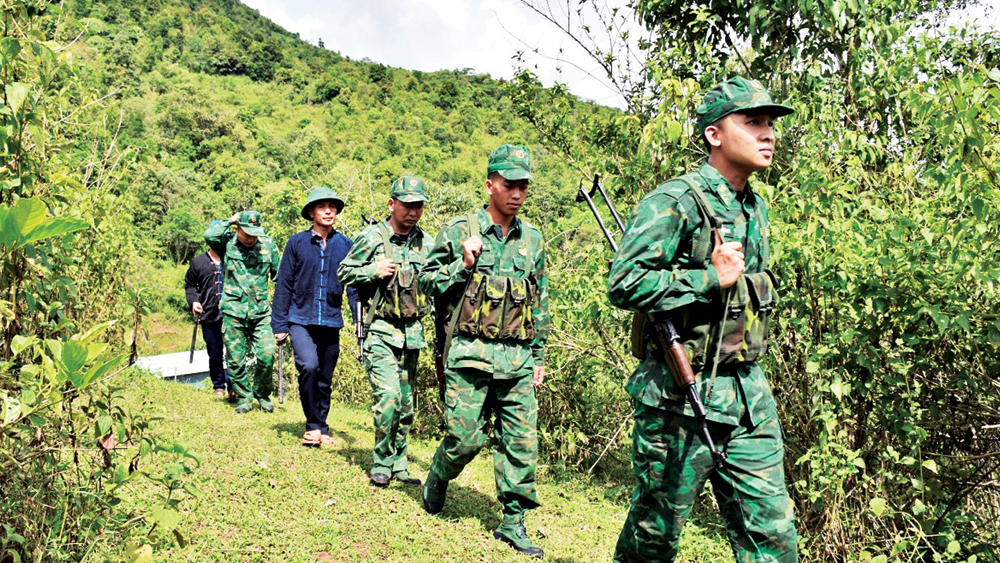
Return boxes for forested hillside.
[66,0,596,263]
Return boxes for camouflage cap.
[487,144,534,183]
[695,77,794,136]
[236,210,265,237]
[301,186,345,220]
[390,176,429,203]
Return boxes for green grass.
[115,374,732,562]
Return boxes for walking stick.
[188,314,200,363]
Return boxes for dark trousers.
[201,319,229,391]
[289,324,340,434]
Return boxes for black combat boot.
[493,513,544,558]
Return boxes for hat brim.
[497,168,534,183]
[394,194,428,203]
[301,198,345,220]
[240,225,265,237]
[734,103,795,119]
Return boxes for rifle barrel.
[592,175,626,233]
[577,181,619,252]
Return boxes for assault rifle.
[355,299,366,365]
[578,175,727,470]
[277,339,285,405]
[354,215,381,366]
[431,300,448,431]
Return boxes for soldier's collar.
[477,205,521,237]
[699,163,743,210]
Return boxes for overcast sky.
[240,0,633,108]
[239,1,998,111]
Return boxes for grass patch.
[110,373,732,561]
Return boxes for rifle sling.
[362,222,397,330]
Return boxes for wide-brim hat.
[301,186,345,220]
[696,77,794,136]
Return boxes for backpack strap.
[363,222,396,329]
[676,174,721,268]
[442,213,481,368]
[753,198,769,268]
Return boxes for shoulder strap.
[467,212,479,244]
[754,198,769,268]
[521,222,535,276]
[677,174,720,269]
[442,213,481,367]
[363,223,395,328]
[376,222,394,261]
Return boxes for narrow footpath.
[119,374,730,562]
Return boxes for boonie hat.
[487,144,534,183]
[236,210,266,237]
[301,186,345,220]
[390,176,429,203]
[695,77,794,136]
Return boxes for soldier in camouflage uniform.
[418,145,549,559]
[205,211,280,414]
[338,176,431,487]
[608,77,798,562]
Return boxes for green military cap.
[236,210,266,237]
[487,144,534,183]
[695,77,794,136]
[301,186,345,220]
[390,176,429,203]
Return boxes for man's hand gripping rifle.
[578,175,727,470]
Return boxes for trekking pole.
[578,174,727,470]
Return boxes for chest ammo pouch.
[452,213,537,342]
[364,223,431,325]
[629,175,779,367]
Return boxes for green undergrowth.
[110,372,731,562]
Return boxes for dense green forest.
[1,0,1000,561]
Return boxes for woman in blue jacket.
[272,187,358,447]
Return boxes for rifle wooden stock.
[650,316,726,468]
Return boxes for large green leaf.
[60,340,88,377]
[8,198,47,246]
[24,216,88,244]
[5,82,30,116]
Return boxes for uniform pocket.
[500,278,535,341]
[716,275,750,365]
[742,270,779,362]
[480,276,507,339]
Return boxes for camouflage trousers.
[614,402,797,563]
[222,314,275,406]
[366,334,419,476]
[429,367,539,515]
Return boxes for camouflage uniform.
[608,78,798,563]
[205,212,280,410]
[338,193,429,478]
[418,203,549,515]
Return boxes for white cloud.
[237,0,629,108]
